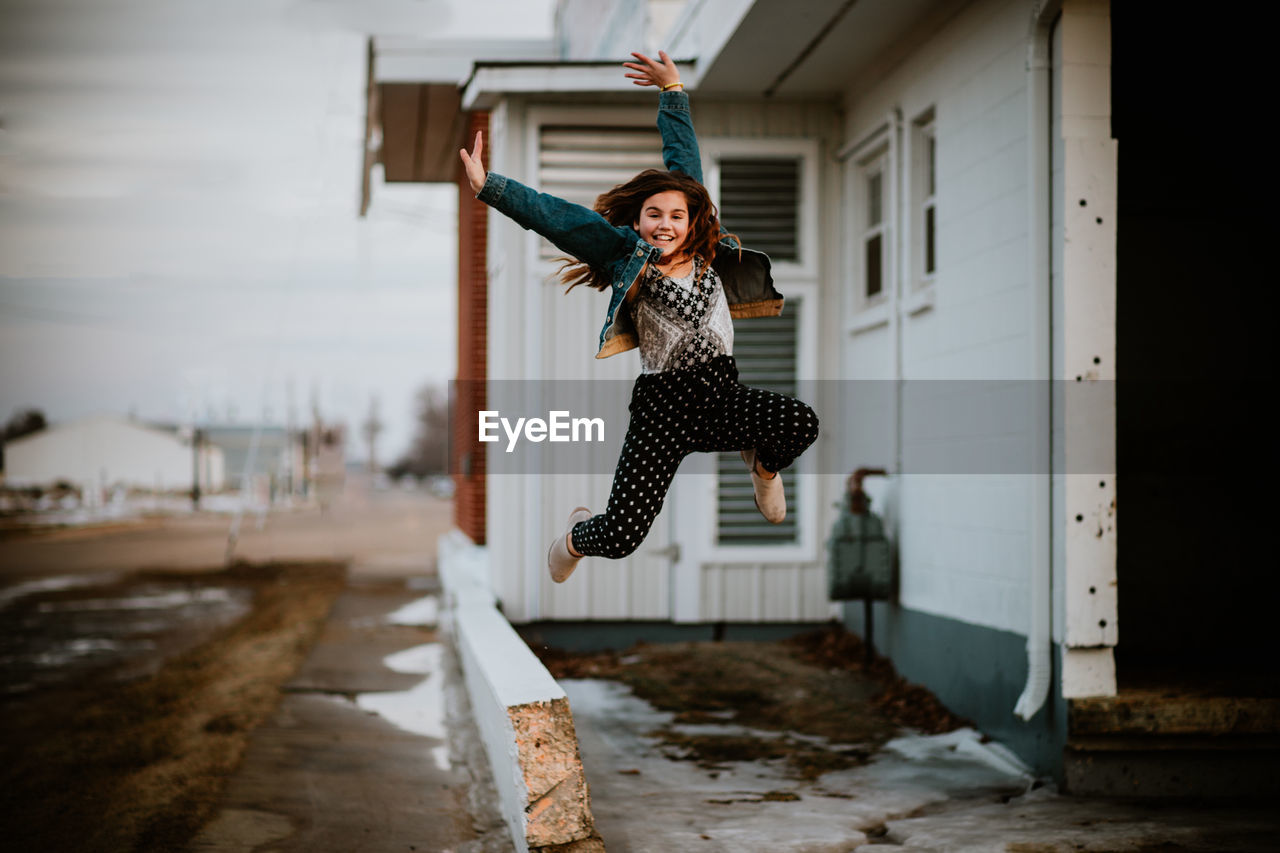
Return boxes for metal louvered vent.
[718,158,800,262]
[537,125,664,259]
[717,297,801,546]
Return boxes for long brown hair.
[560,169,731,292]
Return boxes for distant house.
[368,0,1277,794]
[199,425,306,498]
[3,414,223,494]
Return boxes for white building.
[370,0,1275,793]
[3,415,224,494]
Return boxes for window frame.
[907,109,938,313]
[841,121,896,333]
[862,155,889,303]
[699,136,822,281]
[680,136,821,563]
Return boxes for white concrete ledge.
[439,529,498,611]
[440,530,602,853]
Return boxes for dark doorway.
[1112,8,1274,693]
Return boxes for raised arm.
[460,131,634,269]
[624,51,703,182]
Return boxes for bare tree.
[1,408,47,470]
[388,385,450,479]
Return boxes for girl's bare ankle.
[567,534,583,558]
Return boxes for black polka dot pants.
[570,355,819,559]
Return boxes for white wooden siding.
[488,97,842,624]
[700,562,829,622]
[839,0,1050,636]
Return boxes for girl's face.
[634,190,690,259]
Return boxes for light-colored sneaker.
[741,449,785,524]
[548,506,593,583]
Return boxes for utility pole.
[361,394,383,475]
[191,427,203,510]
[285,377,297,497]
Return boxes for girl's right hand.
[459,131,487,194]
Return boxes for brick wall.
[454,111,488,544]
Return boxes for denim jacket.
[476,90,784,359]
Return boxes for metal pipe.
[1014,2,1058,722]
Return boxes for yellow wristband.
[660,81,684,92]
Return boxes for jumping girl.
[459,50,819,583]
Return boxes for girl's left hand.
[623,50,681,90]
[459,131,487,194]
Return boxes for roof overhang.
[375,82,464,185]
[673,0,963,98]
[460,61,692,110]
[360,36,557,213]
[359,0,962,213]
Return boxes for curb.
[439,530,604,853]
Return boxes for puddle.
[405,575,438,592]
[355,642,450,770]
[0,574,118,609]
[36,587,241,612]
[0,579,253,695]
[3,637,157,669]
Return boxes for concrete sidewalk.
[563,677,1280,853]
[190,568,512,853]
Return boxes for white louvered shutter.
[537,126,665,259]
[716,297,801,545]
[715,156,803,545]
[718,158,801,262]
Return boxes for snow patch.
[356,643,450,770]
[384,595,438,627]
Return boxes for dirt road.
[0,477,473,853]
[0,475,454,580]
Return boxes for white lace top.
[633,255,734,373]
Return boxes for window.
[925,134,936,275]
[840,122,894,326]
[913,113,937,286]
[862,156,888,302]
[717,158,801,262]
[842,113,935,326]
[701,138,819,278]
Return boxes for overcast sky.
[0,0,556,464]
